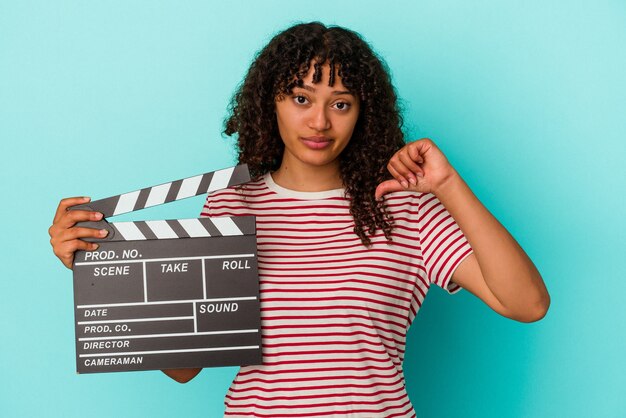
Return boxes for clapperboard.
[70,165,262,373]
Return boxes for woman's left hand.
[375,138,457,200]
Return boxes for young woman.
[50,22,549,418]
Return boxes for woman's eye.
[293,95,308,105]
[334,102,350,111]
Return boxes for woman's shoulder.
[383,190,426,209]
[381,190,444,226]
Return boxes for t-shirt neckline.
[264,172,345,200]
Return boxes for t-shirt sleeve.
[199,192,213,218]
[200,189,225,218]
[417,193,473,294]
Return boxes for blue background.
[1,1,624,417]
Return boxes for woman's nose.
[308,105,331,131]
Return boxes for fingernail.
[416,172,424,178]
[83,196,91,201]
[408,177,417,185]
[91,243,99,250]
[401,180,409,188]
[99,229,108,236]
[94,212,103,220]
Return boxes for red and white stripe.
[201,173,472,418]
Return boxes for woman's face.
[274,62,360,171]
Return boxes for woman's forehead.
[275,58,359,99]
[296,60,346,88]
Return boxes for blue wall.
[1,1,624,417]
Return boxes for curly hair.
[224,22,405,246]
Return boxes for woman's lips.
[300,136,332,150]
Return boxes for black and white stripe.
[79,165,250,218]
[105,216,256,242]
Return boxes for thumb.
[375,179,404,200]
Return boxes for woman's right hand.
[49,197,109,269]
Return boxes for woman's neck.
[272,160,343,192]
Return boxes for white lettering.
[84,356,143,367]
[84,325,111,333]
[160,262,189,273]
[199,302,239,314]
[85,250,116,261]
[84,309,108,318]
[93,265,130,276]
[221,260,251,270]
[83,340,130,349]
[122,249,139,259]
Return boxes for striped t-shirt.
[201,172,473,418]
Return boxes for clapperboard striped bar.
[71,165,263,374]
[105,216,256,242]
[77,164,249,218]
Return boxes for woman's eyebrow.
[297,84,353,96]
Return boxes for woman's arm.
[376,138,550,322]
[162,368,202,383]
[430,170,549,322]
